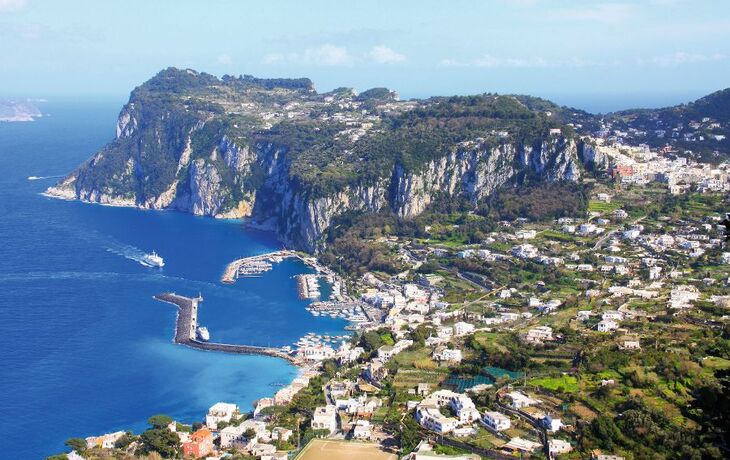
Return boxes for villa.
[205,402,239,430]
[481,411,511,431]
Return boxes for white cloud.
[263,44,352,66]
[636,51,726,66]
[368,45,406,64]
[442,55,551,68]
[0,0,26,13]
[441,55,622,68]
[217,54,232,65]
[302,44,351,65]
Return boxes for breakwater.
[153,293,297,364]
[221,250,294,283]
[221,250,335,284]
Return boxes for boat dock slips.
[221,250,296,283]
[153,292,296,364]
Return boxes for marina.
[296,274,321,299]
[221,250,296,283]
[305,300,370,323]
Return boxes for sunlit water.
[0,101,346,458]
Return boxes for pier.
[221,250,296,283]
[153,293,297,364]
[221,250,335,284]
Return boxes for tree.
[147,414,173,429]
[399,416,422,454]
[46,455,68,460]
[140,428,180,458]
[64,438,86,453]
[114,432,136,449]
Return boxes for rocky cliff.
[47,67,587,252]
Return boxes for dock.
[221,250,338,284]
[221,250,296,283]
[153,293,297,364]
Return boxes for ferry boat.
[196,326,210,341]
[141,250,165,268]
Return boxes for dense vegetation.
[478,182,589,222]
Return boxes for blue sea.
[0,101,346,459]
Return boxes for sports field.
[296,439,398,460]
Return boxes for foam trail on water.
[105,244,156,267]
[27,174,64,181]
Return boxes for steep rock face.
[46,68,588,252]
[48,105,583,252]
[251,138,581,251]
[47,104,255,218]
[578,142,610,171]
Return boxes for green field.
[529,375,580,393]
[588,200,621,213]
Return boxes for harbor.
[153,293,297,364]
[221,250,295,283]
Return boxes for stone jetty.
[153,292,297,364]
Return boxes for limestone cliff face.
[578,142,610,171]
[47,104,256,219]
[251,138,582,251]
[46,68,587,252]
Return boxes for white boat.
[141,250,164,268]
[196,326,210,341]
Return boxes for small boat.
[141,250,165,268]
[196,326,210,341]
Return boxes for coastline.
[42,187,254,220]
[37,188,353,454]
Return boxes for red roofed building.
[611,164,634,178]
[182,428,214,458]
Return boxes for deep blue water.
[0,102,345,459]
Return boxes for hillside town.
[61,136,729,460]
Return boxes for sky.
[1,0,729,112]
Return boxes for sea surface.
[0,101,346,459]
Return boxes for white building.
[549,439,573,455]
[602,310,624,321]
[542,414,563,432]
[481,411,511,431]
[577,310,592,321]
[597,319,619,332]
[506,391,539,409]
[311,405,337,434]
[579,223,598,235]
[85,431,126,449]
[377,339,413,361]
[669,285,700,309]
[525,326,553,344]
[297,344,336,361]
[511,244,539,259]
[415,390,480,433]
[206,402,239,430]
[219,425,246,449]
[415,406,459,434]
[433,347,463,363]
[353,420,372,440]
[453,321,475,336]
[515,229,537,239]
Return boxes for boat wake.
[27,174,64,181]
[105,243,158,268]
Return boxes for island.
[47,68,730,460]
[0,99,42,122]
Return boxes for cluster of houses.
[591,138,730,194]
